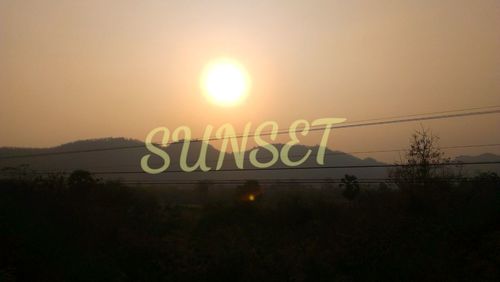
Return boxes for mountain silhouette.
[0,137,498,184]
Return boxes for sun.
[201,58,251,107]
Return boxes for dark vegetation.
[0,130,499,281]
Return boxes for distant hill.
[0,137,498,183]
[455,153,500,175]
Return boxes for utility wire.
[121,179,498,185]
[31,160,499,175]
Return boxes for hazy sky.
[1,0,499,161]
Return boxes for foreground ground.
[0,175,499,281]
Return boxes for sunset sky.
[1,0,499,161]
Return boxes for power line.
[326,109,500,130]
[121,179,498,185]
[1,106,499,160]
[120,177,480,184]
[326,105,500,126]
[237,105,500,137]
[186,107,500,141]
[37,160,499,175]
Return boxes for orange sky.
[1,0,499,161]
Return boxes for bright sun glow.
[201,58,251,107]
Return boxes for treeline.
[0,167,498,281]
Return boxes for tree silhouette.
[471,172,500,186]
[341,174,360,200]
[67,170,96,190]
[390,127,459,188]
